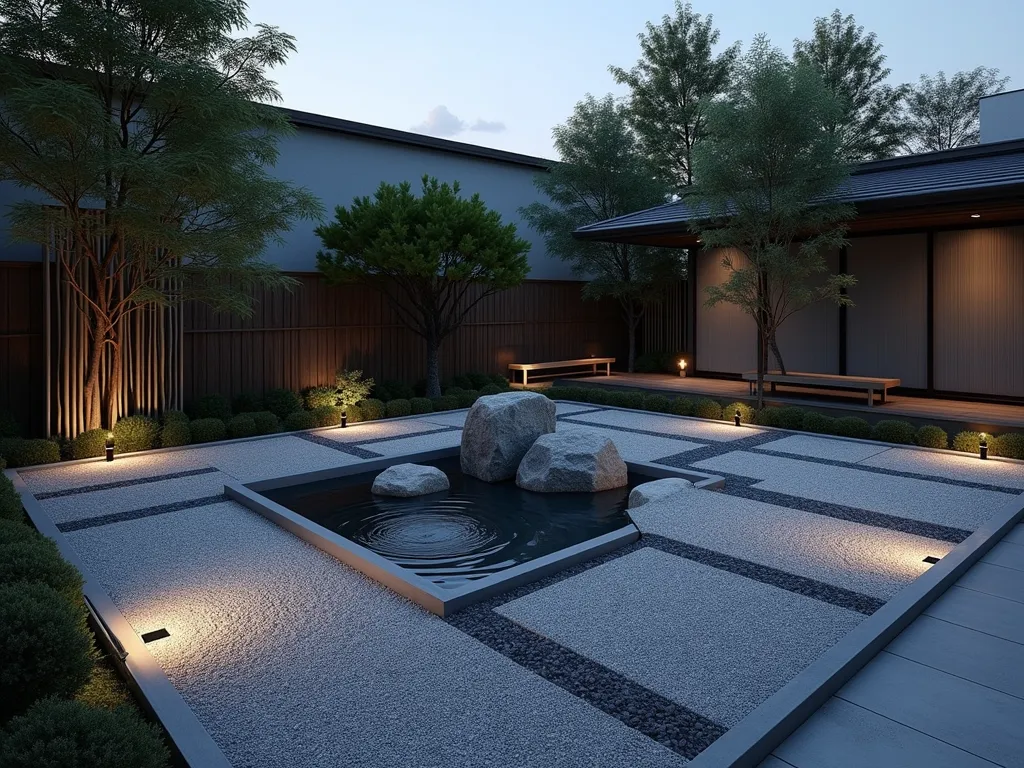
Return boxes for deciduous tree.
[904,67,1010,152]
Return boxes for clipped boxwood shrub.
[189,418,226,444]
[1,475,23,523]
[915,425,949,449]
[188,394,231,421]
[582,388,610,405]
[0,583,94,721]
[802,410,837,435]
[227,414,258,439]
[997,432,1024,460]
[0,524,83,604]
[360,399,385,420]
[725,402,756,424]
[159,419,190,448]
[871,419,917,445]
[0,697,170,768]
[373,380,415,402]
[0,438,61,468]
[310,405,342,428]
[342,403,364,424]
[643,394,673,413]
[263,388,303,419]
[431,395,458,412]
[250,411,281,435]
[303,386,338,410]
[451,374,473,390]
[669,397,694,416]
[694,398,723,420]
[163,409,189,425]
[69,429,108,460]
[231,391,263,414]
[622,391,645,409]
[777,407,807,431]
[489,374,510,389]
[282,410,315,431]
[833,416,872,439]
[754,406,782,427]
[410,397,434,415]
[455,390,480,408]
[385,399,412,418]
[113,415,159,454]
[952,430,987,454]
[478,383,503,397]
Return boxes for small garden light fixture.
[979,432,989,460]
[922,555,941,565]
[105,432,115,462]
[970,213,981,218]
[734,409,742,426]
[140,628,170,644]
[340,410,348,429]
[678,359,687,378]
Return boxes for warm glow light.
[678,359,687,370]
[979,432,989,460]
[970,213,981,218]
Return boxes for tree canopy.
[903,67,1011,152]
[316,176,530,398]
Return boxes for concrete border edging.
[686,490,1024,768]
[6,469,232,768]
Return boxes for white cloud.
[411,106,507,137]
[469,119,506,133]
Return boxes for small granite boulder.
[516,431,627,493]
[461,392,556,482]
[371,463,450,497]
[628,477,695,509]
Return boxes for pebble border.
[34,467,221,500]
[57,493,229,532]
[294,432,382,459]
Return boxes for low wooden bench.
[741,371,901,406]
[508,357,615,387]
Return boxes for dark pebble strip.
[295,433,382,459]
[642,534,885,615]
[58,494,229,532]
[34,467,221,500]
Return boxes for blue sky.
[246,0,1023,159]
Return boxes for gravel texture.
[565,409,761,442]
[497,547,865,727]
[556,422,705,463]
[422,410,470,427]
[296,432,382,458]
[691,451,1016,531]
[184,436,367,481]
[19,453,214,494]
[58,494,228,532]
[310,419,447,443]
[364,429,464,457]
[753,434,892,463]
[65,501,687,768]
[630,490,953,599]
[859,447,1024,490]
[33,466,220,500]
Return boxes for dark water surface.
[262,456,644,588]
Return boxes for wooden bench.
[740,371,901,406]
[508,357,615,387]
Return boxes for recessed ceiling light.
[970,213,981,218]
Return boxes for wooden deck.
[767,522,1024,768]
[560,373,1024,431]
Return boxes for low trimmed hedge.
[410,397,433,415]
[359,399,385,421]
[0,523,83,604]
[952,430,986,454]
[263,388,303,419]
[642,394,673,413]
[250,411,281,435]
[188,394,231,421]
[283,410,315,431]
[311,405,343,428]
[227,414,258,439]
[373,379,416,402]
[0,438,61,468]
[1,474,23,523]
[385,399,412,418]
[455,390,480,408]
[189,418,226,444]
[69,429,108,460]
[163,410,189,425]
[159,419,190,448]
[304,386,338,410]
[833,416,872,439]
[916,425,949,449]
[802,410,837,435]
[113,416,159,454]
[231,391,263,414]
[998,432,1024,460]
[431,395,459,412]
[669,397,693,416]
[478,383,503,397]
[725,402,756,425]
[694,398,723,420]
[871,419,917,445]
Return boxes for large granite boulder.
[461,392,556,482]
[516,430,627,493]
[371,463,450,497]
[628,477,694,509]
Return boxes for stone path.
[12,404,1024,767]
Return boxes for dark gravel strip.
[57,494,229,532]
[295,433,382,459]
[642,534,885,615]
[34,467,220,500]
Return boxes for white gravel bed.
[65,502,684,768]
[179,436,363,481]
[692,451,1016,531]
[421,410,469,427]
[553,402,605,415]
[858,447,1024,489]
[630,490,953,598]
[17,450,211,494]
[754,434,892,463]
[567,409,761,442]
[39,470,234,525]
[364,429,464,457]
[556,423,705,463]
[497,548,864,727]
[310,419,444,443]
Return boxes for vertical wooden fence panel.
[0,262,46,437]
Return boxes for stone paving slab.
[630,490,951,599]
[957,562,1024,604]
[838,651,1024,768]
[65,501,686,768]
[982,540,1024,571]
[556,423,705,463]
[925,586,1024,644]
[859,447,1024,490]
[566,409,761,442]
[691,451,1015,531]
[496,548,863,727]
[754,435,892,463]
[1004,524,1024,545]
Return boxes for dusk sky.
[246,0,1023,159]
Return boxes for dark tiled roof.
[574,140,1024,238]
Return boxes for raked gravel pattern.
[859,447,1024,490]
[564,408,762,442]
[308,418,449,443]
[65,501,686,768]
[361,429,465,457]
[752,434,893,463]
[497,547,865,727]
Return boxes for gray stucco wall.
[695,247,757,373]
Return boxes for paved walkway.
[766,522,1024,768]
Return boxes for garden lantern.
[678,359,687,378]
[979,433,988,460]
[105,432,115,462]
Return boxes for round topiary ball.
[263,388,303,419]
[112,416,160,454]
[478,383,503,397]
[189,418,226,444]
[159,419,191,448]
[311,405,343,428]
[385,399,412,418]
[409,397,433,415]
[250,411,281,435]
[282,410,315,431]
[431,396,458,412]
[0,528,83,604]
[227,414,258,439]
[694,398,723,420]
[915,425,949,449]
[359,399,385,420]
[725,402,756,424]
[69,429,109,460]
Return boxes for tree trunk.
[425,336,441,399]
[627,315,637,374]
[82,314,108,431]
[769,333,787,375]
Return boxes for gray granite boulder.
[460,392,556,482]
[628,477,695,509]
[516,431,627,493]
[371,463,450,497]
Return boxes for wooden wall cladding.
[0,262,46,437]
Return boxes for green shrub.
[0,525,83,604]
[263,388,303,419]
[431,395,459,412]
[952,430,989,454]
[466,372,492,390]
[871,419,917,445]
[833,416,872,439]
[189,418,226,444]
[489,374,510,389]
[582,388,610,405]
[304,386,338,410]
[231,391,263,414]
[360,398,385,420]
[0,475,23,523]
[777,407,807,431]
[802,411,837,434]
[915,425,949,449]
[725,402,756,425]
[694,398,723,420]
[159,419,191,448]
[380,380,416,402]
[410,397,434,415]
[188,394,231,421]
[385,399,412,418]
[250,411,281,435]
[642,394,673,413]
[0,583,94,721]
[456,390,480,408]
[283,410,315,431]
[69,429,108,460]
[478,383,503,397]
[112,415,159,454]
[163,409,189,425]
[342,403,364,424]
[310,405,343,428]
[227,414,258,439]
[669,397,694,416]
[452,374,473,390]
[996,432,1024,460]
[623,391,645,409]
[0,410,20,438]
[0,697,170,768]
[754,406,782,427]
[0,438,61,468]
